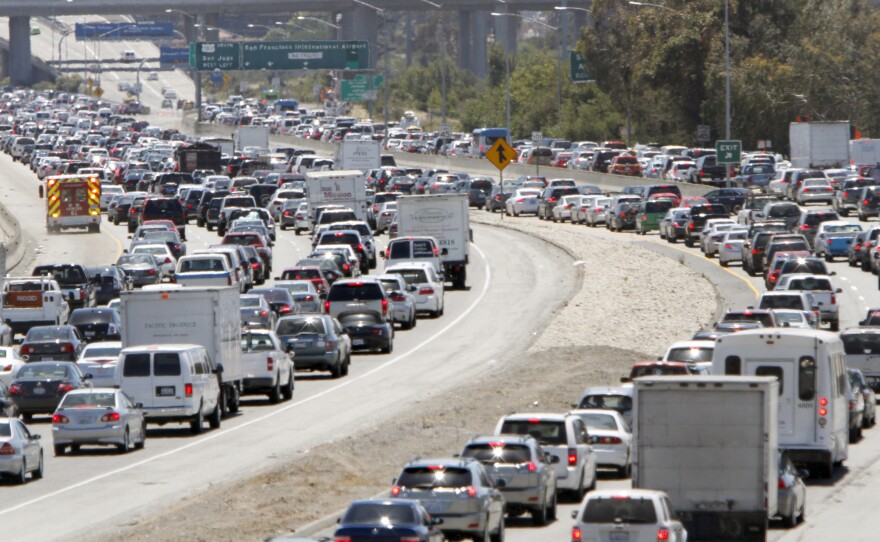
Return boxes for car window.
[17,363,69,379]
[461,443,532,464]
[500,420,567,445]
[0,422,12,438]
[756,366,784,394]
[122,353,151,377]
[842,333,880,354]
[397,466,473,488]
[60,391,116,408]
[327,283,384,301]
[276,318,326,336]
[153,353,181,376]
[342,503,415,525]
[666,347,714,363]
[579,394,632,411]
[581,496,658,523]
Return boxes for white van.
[712,328,848,478]
[382,237,444,277]
[114,344,222,435]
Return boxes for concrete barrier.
[0,201,25,274]
[192,121,712,197]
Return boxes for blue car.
[814,221,862,261]
[333,499,444,542]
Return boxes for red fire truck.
[39,174,102,233]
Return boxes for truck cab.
[0,277,70,336]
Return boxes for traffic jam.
[0,87,876,542]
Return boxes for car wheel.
[206,223,214,231]
[719,259,728,267]
[135,427,146,450]
[268,376,282,404]
[294,228,300,235]
[382,341,393,354]
[685,238,694,247]
[532,496,549,526]
[490,517,505,542]
[190,406,204,435]
[71,444,80,453]
[117,428,131,454]
[840,209,849,217]
[859,213,867,222]
[209,400,221,429]
[17,458,27,485]
[548,491,557,520]
[825,253,833,262]
[473,522,490,542]
[32,452,43,480]
[330,355,343,378]
[54,444,65,456]
[282,370,294,400]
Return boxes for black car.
[86,265,132,305]
[127,196,147,233]
[684,203,729,247]
[338,310,394,354]
[793,209,840,248]
[19,326,86,362]
[703,187,751,214]
[333,499,444,542]
[68,308,122,343]
[484,184,513,213]
[858,186,880,222]
[8,361,91,420]
[249,288,296,317]
[537,186,580,220]
[182,188,206,223]
[834,177,879,217]
[140,197,187,240]
[32,263,96,309]
[197,190,228,228]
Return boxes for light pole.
[351,0,387,129]
[51,0,73,62]
[491,12,558,137]
[57,30,73,63]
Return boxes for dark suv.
[32,263,96,309]
[139,197,187,240]
[537,186,580,220]
[742,231,779,276]
[324,278,390,321]
[834,177,879,217]
[794,210,840,248]
[684,204,728,247]
[858,186,880,222]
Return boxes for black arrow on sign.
[495,144,509,165]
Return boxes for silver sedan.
[52,388,146,456]
[0,417,43,484]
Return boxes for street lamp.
[57,29,73,63]
[247,22,284,33]
[51,0,73,62]
[490,12,558,137]
[350,0,388,130]
[296,16,341,30]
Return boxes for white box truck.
[234,126,270,152]
[306,169,368,222]
[850,138,880,167]
[396,194,471,289]
[335,140,381,171]
[120,286,243,415]
[633,376,778,541]
[789,121,850,168]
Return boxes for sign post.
[486,138,515,220]
[715,139,742,186]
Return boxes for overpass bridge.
[0,0,591,85]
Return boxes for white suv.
[571,489,687,542]
[385,262,445,318]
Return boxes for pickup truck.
[217,195,257,236]
[174,255,236,288]
[32,263,95,310]
[0,277,70,336]
[774,273,841,330]
[240,329,294,404]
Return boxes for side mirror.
[798,469,810,478]
[860,320,867,326]
[656,355,662,361]
[620,376,631,383]
[431,517,444,526]
[83,373,93,380]
[830,271,837,276]
[549,454,561,464]
[20,355,29,362]
[836,288,843,294]
[31,434,41,440]
[135,402,143,409]
[571,510,578,520]
[588,435,600,444]
[441,248,448,256]
[213,363,224,374]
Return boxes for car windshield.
[240,296,262,308]
[60,392,115,408]
[397,466,473,489]
[327,283,383,301]
[768,205,800,218]
[581,497,658,524]
[250,289,289,303]
[666,347,714,363]
[34,266,86,285]
[69,311,114,324]
[277,282,312,293]
[723,312,775,327]
[500,420,567,445]
[117,254,155,266]
[824,224,861,234]
[393,269,429,285]
[461,443,532,464]
[775,312,807,326]
[276,318,326,336]
[180,258,225,272]
[82,345,121,358]
[342,503,415,526]
[579,394,632,411]
[241,333,275,351]
[26,327,68,341]
[17,363,69,379]
[133,246,166,256]
[842,333,880,355]
[760,295,805,310]
[579,413,619,431]
[787,277,832,291]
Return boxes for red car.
[607,154,642,176]
[277,266,331,295]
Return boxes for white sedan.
[505,189,542,216]
[796,178,834,205]
[0,347,24,387]
[0,418,43,484]
[569,408,632,477]
[76,341,123,388]
[718,229,750,267]
[385,262,445,318]
[551,195,583,222]
[130,243,177,280]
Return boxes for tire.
[784,502,798,529]
[117,428,130,454]
[22,412,32,422]
[209,400,221,429]
[840,209,849,217]
[135,428,146,450]
[532,497,549,526]
[685,238,694,247]
[282,371,294,400]
[294,228,301,235]
[473,523,490,542]
[382,341,393,354]
[330,355,343,378]
[206,223,214,231]
[618,462,632,478]
[720,259,728,267]
[197,217,204,228]
[228,388,240,414]
[32,452,43,480]
[490,517,505,542]
[831,320,839,332]
[859,213,867,222]
[341,354,351,376]
[54,444,65,456]
[825,253,833,262]
[268,376,282,404]
[190,407,204,435]
[16,459,27,485]
[547,491,557,520]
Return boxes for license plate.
[610,532,629,542]
[157,386,175,397]
[78,417,94,425]
[352,339,365,346]
[85,332,95,338]
[32,387,45,395]
[292,342,309,349]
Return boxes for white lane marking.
[0,243,492,517]
[859,296,866,302]
[852,286,859,291]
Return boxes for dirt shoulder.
[89,214,717,542]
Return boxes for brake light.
[57,382,74,393]
[267,356,274,371]
[572,527,583,542]
[400,538,419,542]
[866,199,870,205]
[597,436,623,444]
[20,345,32,355]
[799,224,810,230]
[466,486,478,497]
[334,537,352,542]
[751,248,759,255]
[325,340,336,353]
[185,384,193,397]
[8,384,21,395]
[527,461,537,472]
[279,305,291,314]
[516,198,524,203]
[59,343,73,353]
[101,412,120,422]
[826,239,832,245]
[0,442,15,455]
[419,287,434,295]
[324,301,330,314]
[658,528,670,541]
[227,276,232,286]
[568,447,578,466]
[304,295,314,302]
[688,223,695,230]
[819,396,828,416]
[381,298,388,316]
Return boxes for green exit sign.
[715,139,742,164]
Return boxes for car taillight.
[279,305,292,314]
[267,356,274,371]
[658,528,670,541]
[598,436,623,444]
[20,345,32,354]
[572,527,583,542]
[724,244,733,249]
[304,295,314,302]
[866,199,870,205]
[227,276,232,286]
[826,239,832,245]
[0,442,15,455]
[185,384,193,397]
[568,447,577,466]
[53,413,70,424]
[8,384,21,395]
[130,208,136,214]
[466,486,478,497]
[391,485,401,496]
[57,382,74,393]
[688,223,695,229]
[101,412,120,422]
[324,301,330,314]
[60,343,73,353]
[800,224,810,230]
[527,461,537,472]
[819,396,828,417]
[400,538,419,542]
[283,210,291,217]
[252,262,260,269]
[419,287,434,295]
[80,290,86,301]
[325,340,336,353]
[334,537,352,542]
[516,198,524,203]
[381,298,388,316]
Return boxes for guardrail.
[190,121,713,197]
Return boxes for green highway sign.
[189,40,370,71]
[715,139,742,164]
[570,51,592,83]
[341,74,384,102]
[189,41,241,71]
[242,41,370,70]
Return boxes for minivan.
[324,278,390,321]
[114,344,222,435]
[383,237,444,277]
[713,328,849,478]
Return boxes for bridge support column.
[204,13,220,42]
[493,11,518,55]
[340,6,379,68]
[181,14,196,43]
[9,16,32,86]
[457,11,473,74]
[470,11,488,78]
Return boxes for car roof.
[405,457,478,468]
[501,412,569,422]
[467,434,535,445]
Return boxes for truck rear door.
[750,360,796,438]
